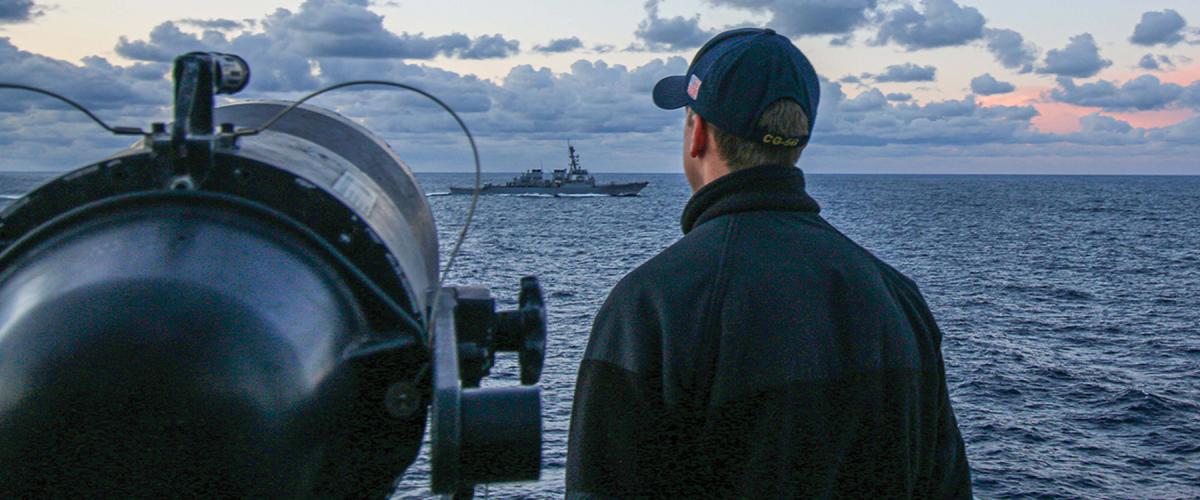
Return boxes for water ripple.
[3,172,1198,499]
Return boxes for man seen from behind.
[566,28,972,499]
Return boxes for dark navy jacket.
[566,165,971,498]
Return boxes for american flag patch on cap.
[687,75,702,99]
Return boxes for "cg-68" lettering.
[762,134,801,147]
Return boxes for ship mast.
[567,141,582,174]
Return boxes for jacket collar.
[681,164,820,234]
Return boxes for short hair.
[691,99,811,171]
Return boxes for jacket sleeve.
[565,286,694,498]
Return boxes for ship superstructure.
[450,143,647,196]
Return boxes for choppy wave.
[3,172,1197,499]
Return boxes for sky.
[1,0,1199,174]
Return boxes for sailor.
[566,28,972,498]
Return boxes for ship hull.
[448,182,648,197]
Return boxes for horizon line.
[407,171,1200,177]
[3,170,1200,177]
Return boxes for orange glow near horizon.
[1110,109,1196,129]
[1031,102,1090,134]
[976,87,1090,134]
[976,87,1044,108]
[975,67,1199,134]
[1028,103,1195,134]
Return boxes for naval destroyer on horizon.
[449,143,648,196]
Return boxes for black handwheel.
[516,276,546,385]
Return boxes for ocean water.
[2,171,1198,499]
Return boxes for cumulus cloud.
[274,0,521,60]
[829,34,854,47]
[238,54,693,139]
[0,38,165,110]
[485,58,689,134]
[840,88,888,112]
[1067,113,1145,145]
[457,34,519,59]
[1149,115,1200,144]
[1037,33,1111,78]
[1138,54,1173,71]
[809,78,1180,151]
[871,63,937,83]
[115,22,217,62]
[815,79,1045,147]
[970,73,1014,95]
[5,0,1200,173]
[1130,9,1187,47]
[0,0,40,23]
[874,0,985,50]
[119,0,518,62]
[533,37,584,53]
[2,19,697,170]
[984,28,1037,73]
[113,22,318,91]
[632,0,715,51]
[0,38,174,169]
[1,0,695,170]
[177,18,250,31]
[1138,54,1158,71]
[1050,75,1185,111]
[979,104,1038,122]
[1175,81,1200,109]
[706,0,880,37]
[125,62,169,81]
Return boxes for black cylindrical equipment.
[0,199,382,496]
[0,52,544,498]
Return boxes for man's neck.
[687,161,732,193]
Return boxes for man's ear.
[688,112,708,158]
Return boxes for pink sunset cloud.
[977,86,1088,134]
[977,65,1200,134]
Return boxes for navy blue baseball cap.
[653,28,820,147]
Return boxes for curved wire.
[234,80,480,289]
[1,79,481,332]
[0,83,146,136]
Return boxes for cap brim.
[652,75,690,110]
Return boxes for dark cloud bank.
[1051,76,1200,112]
[874,0,984,49]
[1037,33,1111,78]
[1139,54,1174,71]
[0,0,40,23]
[116,1,519,64]
[534,37,584,54]
[631,0,1043,77]
[631,0,715,51]
[1130,9,1188,47]
[710,0,880,37]
[871,63,937,83]
[970,74,1014,96]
